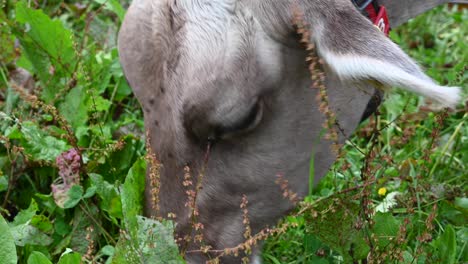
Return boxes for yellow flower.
[378,187,387,196]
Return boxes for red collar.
[352,0,390,36]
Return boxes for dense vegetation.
[0,1,466,263]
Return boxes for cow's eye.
[214,100,263,140]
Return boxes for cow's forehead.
[166,2,279,96]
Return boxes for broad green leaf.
[100,245,115,256]
[59,86,89,131]
[17,39,50,91]
[35,193,58,214]
[303,234,336,262]
[349,232,370,260]
[52,236,72,256]
[432,225,457,264]
[11,224,53,246]
[93,0,126,22]
[439,200,466,226]
[454,197,468,210]
[18,121,69,162]
[57,252,81,264]
[13,199,38,226]
[75,126,90,146]
[114,76,132,101]
[372,213,400,248]
[112,216,184,264]
[54,216,72,236]
[0,214,17,264]
[112,159,183,264]
[27,251,52,264]
[0,175,7,192]
[83,186,97,199]
[90,95,112,112]
[112,232,140,264]
[68,205,99,255]
[15,2,77,101]
[63,185,83,209]
[15,2,75,64]
[30,215,54,233]
[4,123,22,139]
[402,251,413,263]
[121,158,146,237]
[401,251,427,264]
[89,173,123,219]
[137,217,183,264]
[16,52,34,74]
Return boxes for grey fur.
[118,1,456,262]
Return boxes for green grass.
[0,1,466,264]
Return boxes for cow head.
[118,0,460,263]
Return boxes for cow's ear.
[118,0,172,105]
[296,0,461,108]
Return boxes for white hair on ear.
[320,51,461,108]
